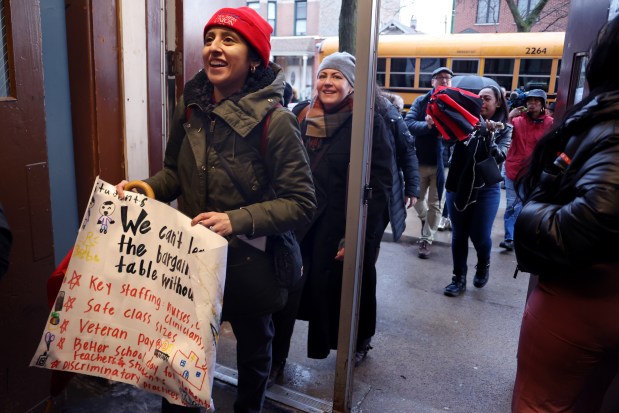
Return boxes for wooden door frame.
[0,0,54,410]
[65,0,125,216]
[146,0,164,175]
[66,0,167,212]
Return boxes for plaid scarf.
[305,93,354,151]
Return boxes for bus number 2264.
[526,47,548,55]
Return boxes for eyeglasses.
[433,76,452,81]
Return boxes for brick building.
[453,0,569,33]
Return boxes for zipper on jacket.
[513,265,520,279]
[209,119,215,133]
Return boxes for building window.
[476,0,500,24]
[0,0,11,97]
[267,1,277,34]
[295,0,307,36]
[518,0,540,16]
[571,55,587,105]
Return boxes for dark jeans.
[503,177,522,241]
[162,314,274,413]
[229,314,274,413]
[446,184,500,275]
[272,278,306,364]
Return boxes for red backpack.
[426,86,483,142]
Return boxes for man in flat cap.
[404,67,453,259]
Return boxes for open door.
[0,0,55,410]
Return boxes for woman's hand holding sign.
[191,212,232,237]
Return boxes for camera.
[508,88,527,109]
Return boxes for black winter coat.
[445,124,512,211]
[514,91,619,276]
[379,99,420,241]
[293,100,393,359]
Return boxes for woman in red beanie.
[117,6,316,413]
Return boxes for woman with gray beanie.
[269,52,392,383]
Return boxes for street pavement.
[44,193,530,413]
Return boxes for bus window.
[377,58,386,87]
[419,58,447,88]
[518,58,553,91]
[390,57,415,88]
[484,58,514,91]
[452,59,479,75]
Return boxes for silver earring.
[250,65,256,74]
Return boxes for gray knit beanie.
[317,52,356,86]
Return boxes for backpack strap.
[185,102,284,159]
[260,103,283,157]
[214,103,283,204]
[185,102,283,158]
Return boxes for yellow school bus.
[318,31,565,106]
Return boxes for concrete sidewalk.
[47,192,529,413]
[240,194,527,413]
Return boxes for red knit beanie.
[203,7,273,67]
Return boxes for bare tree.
[489,0,501,32]
[535,1,570,31]
[505,0,569,32]
[339,0,358,54]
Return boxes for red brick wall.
[276,2,295,35]
[454,0,568,33]
[307,0,320,35]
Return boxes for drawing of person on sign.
[97,201,116,234]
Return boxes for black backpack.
[426,86,483,142]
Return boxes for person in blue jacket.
[404,67,451,259]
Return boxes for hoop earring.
[250,65,256,74]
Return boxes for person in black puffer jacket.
[511,15,619,413]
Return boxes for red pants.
[512,266,619,412]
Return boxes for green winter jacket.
[144,64,316,317]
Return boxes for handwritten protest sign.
[31,178,228,408]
